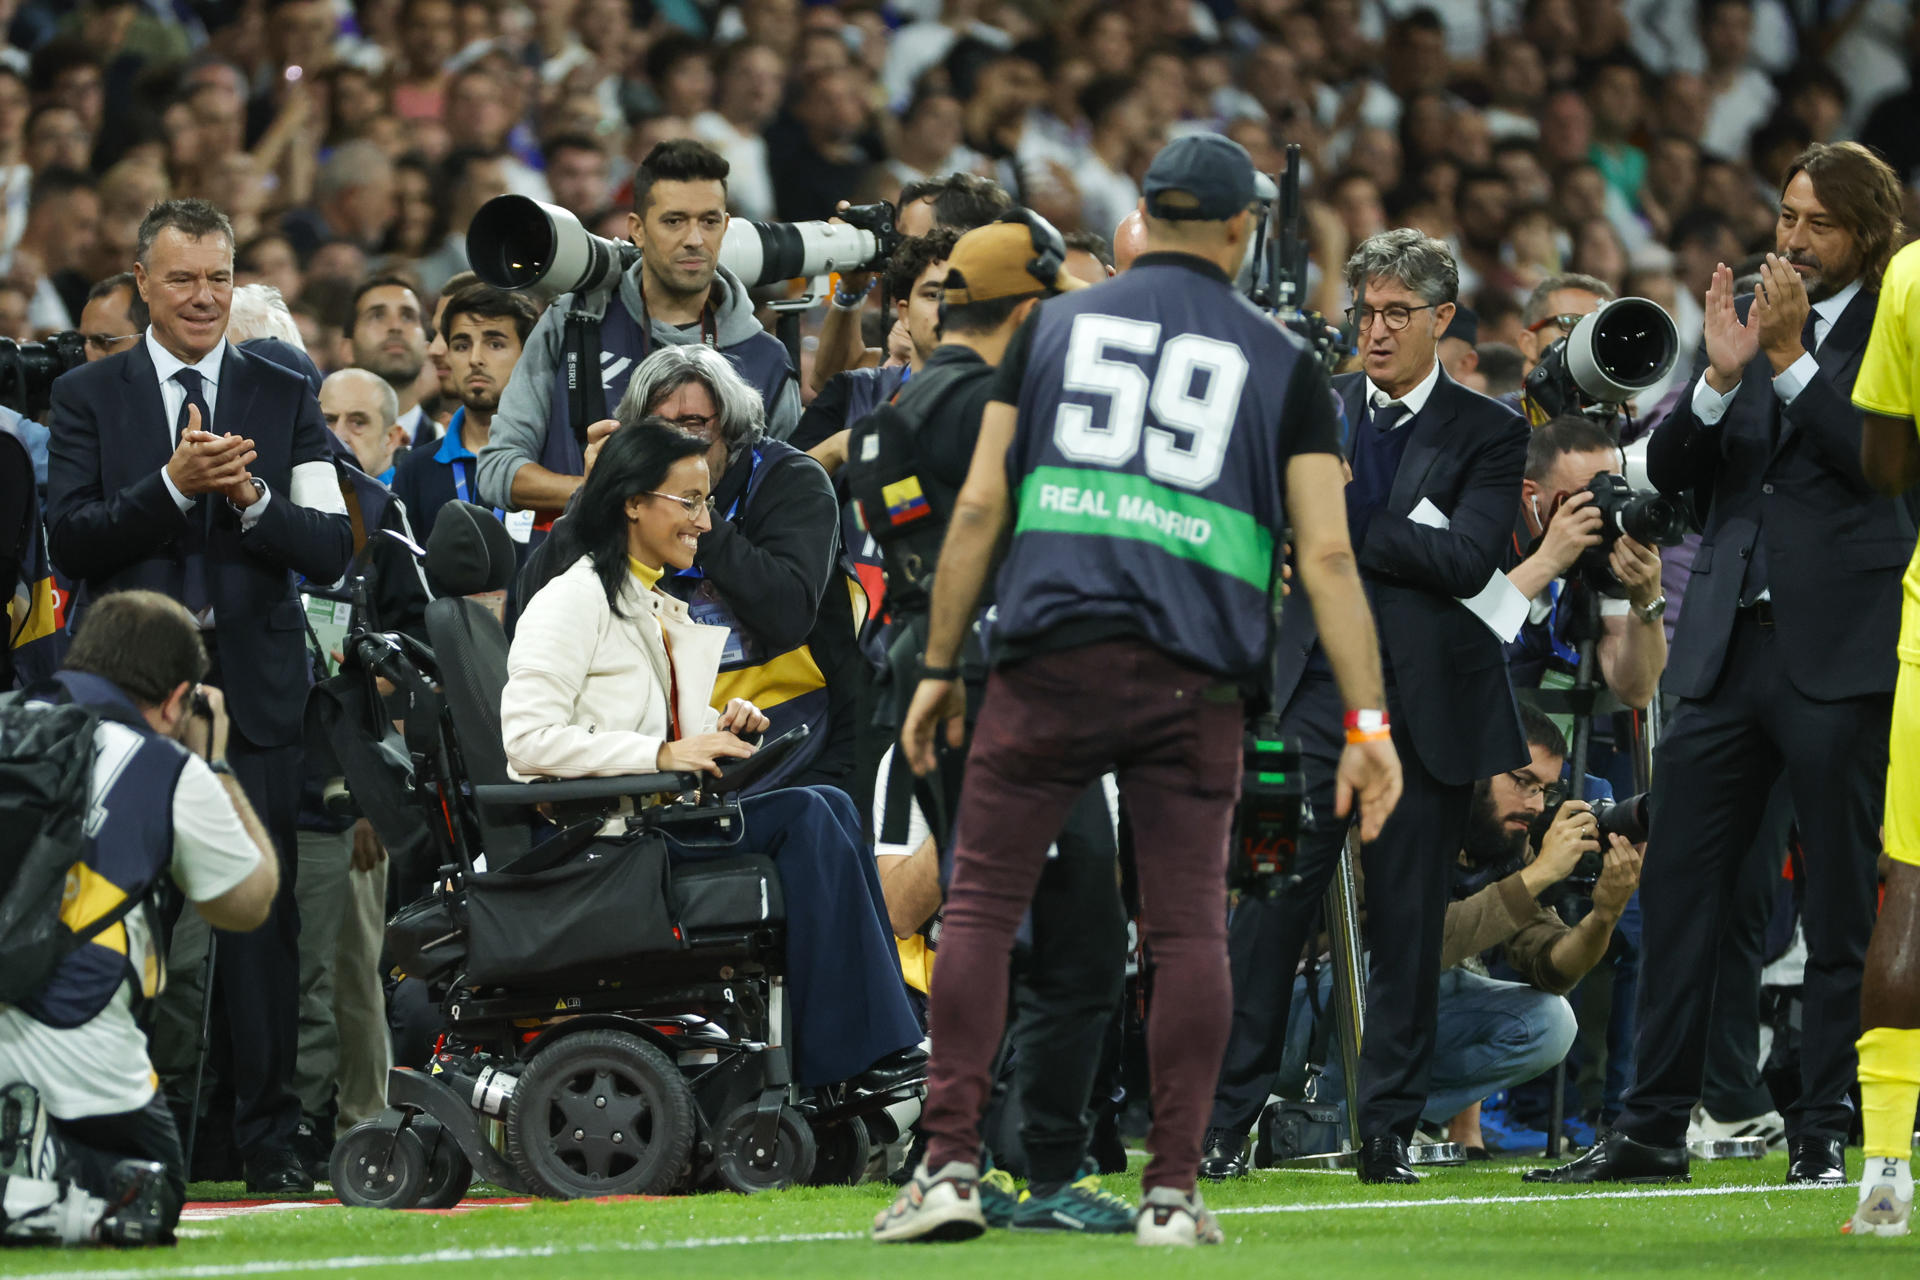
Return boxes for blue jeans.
[1284,964,1577,1126]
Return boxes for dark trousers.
[667,785,922,1088]
[922,640,1244,1191]
[1210,670,1471,1143]
[50,1093,186,1241]
[1701,782,1795,1121]
[1618,615,1887,1145]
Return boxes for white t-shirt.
[0,732,261,1119]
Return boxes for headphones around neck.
[996,207,1068,292]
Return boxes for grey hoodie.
[476,257,800,511]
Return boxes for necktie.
[1802,310,1822,355]
[1371,399,1406,433]
[174,368,213,616]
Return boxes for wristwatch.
[1634,594,1668,625]
[228,476,267,514]
[207,758,235,777]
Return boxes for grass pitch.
[1,1152,1911,1279]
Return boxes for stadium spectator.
[344,275,433,446]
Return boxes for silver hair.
[316,140,393,205]
[1344,227,1460,307]
[226,282,306,348]
[322,367,400,430]
[614,344,765,469]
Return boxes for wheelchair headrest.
[426,501,518,598]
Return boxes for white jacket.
[502,556,727,780]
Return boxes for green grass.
[3,1153,1912,1279]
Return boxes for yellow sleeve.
[1854,241,1920,420]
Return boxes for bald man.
[1113,208,1149,272]
[319,368,406,484]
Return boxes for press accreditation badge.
[503,510,535,543]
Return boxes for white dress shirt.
[1365,355,1443,424]
[150,331,273,532]
[1689,277,1862,426]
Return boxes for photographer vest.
[657,438,836,789]
[538,282,795,477]
[17,671,187,1030]
[990,256,1325,681]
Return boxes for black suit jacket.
[44,340,354,747]
[1276,366,1529,786]
[1646,290,1913,702]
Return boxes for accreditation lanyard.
[638,296,717,357]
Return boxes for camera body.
[1574,472,1688,597]
[1230,732,1304,897]
[0,332,86,420]
[1528,791,1649,885]
[1525,297,1679,422]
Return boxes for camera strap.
[563,307,608,451]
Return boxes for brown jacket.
[1442,871,1577,995]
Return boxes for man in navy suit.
[1204,229,1530,1184]
[1530,143,1914,1187]
[44,198,353,1192]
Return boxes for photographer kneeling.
[1282,708,1643,1149]
[500,421,923,1091]
[0,592,278,1246]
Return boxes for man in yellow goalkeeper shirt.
[1851,233,1920,1238]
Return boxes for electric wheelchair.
[314,504,923,1207]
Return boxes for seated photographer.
[1281,708,1642,1151]
[500,420,923,1090]
[1507,415,1668,710]
[0,591,277,1246]
[513,342,861,792]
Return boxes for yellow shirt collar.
[627,556,664,592]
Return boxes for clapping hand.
[1750,253,1812,375]
[167,406,257,497]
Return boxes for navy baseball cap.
[1143,134,1257,221]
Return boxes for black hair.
[440,282,539,345]
[896,173,1013,234]
[644,31,709,88]
[632,139,730,216]
[26,165,94,216]
[64,590,209,709]
[542,132,602,163]
[574,420,711,612]
[1525,414,1617,483]
[1078,75,1138,132]
[941,293,1029,337]
[236,231,297,271]
[27,37,102,97]
[1064,228,1113,269]
[883,227,962,310]
[350,272,423,322]
[1518,702,1567,759]
[85,270,148,328]
[135,198,234,266]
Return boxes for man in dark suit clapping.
[1204,229,1531,1184]
[1529,142,1914,1187]
[45,199,353,1193]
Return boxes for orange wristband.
[1346,727,1392,744]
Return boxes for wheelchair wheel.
[331,1121,428,1209]
[715,1103,816,1193]
[806,1118,872,1187]
[505,1029,696,1199]
[410,1116,476,1209]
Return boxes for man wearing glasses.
[1509,274,1616,424]
[1206,228,1530,1185]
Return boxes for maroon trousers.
[921,639,1244,1191]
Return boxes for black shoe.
[1522,1131,1688,1184]
[95,1160,174,1247]
[855,1046,929,1092]
[1198,1128,1248,1181]
[291,1116,333,1184]
[1089,1109,1129,1175]
[1357,1134,1419,1184]
[1784,1135,1846,1186]
[244,1147,315,1195]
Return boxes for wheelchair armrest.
[472,772,697,808]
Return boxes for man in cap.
[873,135,1402,1246]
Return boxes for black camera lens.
[1620,492,1688,548]
[466,196,560,290]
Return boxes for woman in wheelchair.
[500,420,925,1091]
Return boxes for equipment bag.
[0,686,143,1005]
[463,830,680,985]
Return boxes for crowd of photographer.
[1,0,1919,1249]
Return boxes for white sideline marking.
[7,1182,1837,1280]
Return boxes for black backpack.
[0,685,146,1006]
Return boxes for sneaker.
[0,1082,54,1181]
[1689,1104,1787,1149]
[1479,1105,1549,1156]
[1845,1158,1914,1239]
[1563,1116,1597,1151]
[872,1160,988,1243]
[1136,1185,1223,1246]
[94,1160,174,1247]
[979,1167,1017,1228]
[1011,1173,1135,1234]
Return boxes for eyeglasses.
[82,332,140,352]
[1346,303,1435,332]
[646,491,716,523]
[1506,770,1565,804]
[1526,312,1587,335]
[664,411,717,433]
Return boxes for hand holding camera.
[182,683,230,763]
[1537,489,1605,578]
[1589,834,1644,918]
[1525,799,1599,895]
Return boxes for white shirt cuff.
[1771,351,1819,405]
[238,480,270,530]
[1691,372,1738,425]
[161,465,192,512]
